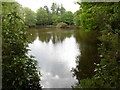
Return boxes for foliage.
[2,2,41,89]
[51,3,65,15]
[79,3,98,30]
[44,5,53,25]
[36,2,74,26]
[73,10,81,26]
[36,7,48,25]
[23,7,36,27]
[51,3,58,14]
[51,14,61,25]
[61,11,74,25]
[50,3,67,25]
[59,4,66,15]
[74,2,120,88]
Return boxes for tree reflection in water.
[28,27,79,88]
[28,27,73,43]
[72,30,100,84]
[28,28,100,87]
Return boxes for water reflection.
[72,30,99,84]
[28,28,73,43]
[27,28,99,88]
[28,28,80,88]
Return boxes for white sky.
[16,0,80,13]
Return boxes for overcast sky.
[16,0,79,12]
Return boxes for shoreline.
[28,25,81,29]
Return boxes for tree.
[59,4,66,15]
[51,3,57,14]
[44,5,49,13]
[51,14,61,25]
[73,10,81,26]
[23,7,36,27]
[2,2,41,89]
[50,3,67,25]
[36,3,67,25]
[36,7,48,25]
[44,5,53,25]
[61,11,74,25]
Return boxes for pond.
[27,27,99,88]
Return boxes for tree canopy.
[36,7,48,25]
[36,2,74,26]
[61,11,74,25]
[23,7,36,27]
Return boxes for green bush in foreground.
[74,2,120,88]
[2,2,41,90]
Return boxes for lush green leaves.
[2,2,41,89]
[61,11,74,25]
[36,3,74,25]
[74,2,120,88]
[36,7,48,25]
[73,10,81,26]
[23,7,36,27]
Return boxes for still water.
[27,27,98,88]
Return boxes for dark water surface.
[27,27,98,88]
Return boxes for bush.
[56,22,68,28]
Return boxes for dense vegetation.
[73,2,120,88]
[2,2,41,89]
[23,7,36,27]
[23,3,74,27]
